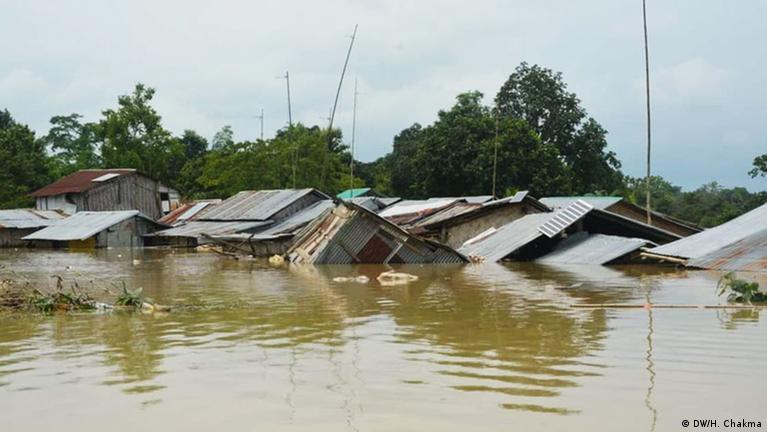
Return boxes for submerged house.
[30,169,180,220]
[288,201,467,264]
[540,196,701,238]
[644,202,767,272]
[22,211,165,248]
[459,199,678,264]
[157,199,222,226]
[0,209,68,247]
[404,191,551,248]
[151,189,330,252]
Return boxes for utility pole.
[350,78,358,193]
[642,0,653,224]
[321,24,358,189]
[256,109,264,141]
[277,71,293,127]
[492,108,499,198]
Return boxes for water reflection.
[1,250,766,431]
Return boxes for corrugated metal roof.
[536,232,652,265]
[199,189,327,221]
[153,220,270,238]
[688,228,767,272]
[288,202,467,264]
[427,195,493,204]
[538,200,592,237]
[540,196,622,210]
[30,169,137,197]
[378,198,460,218]
[406,202,481,230]
[157,200,221,225]
[249,200,334,238]
[650,202,767,259]
[348,196,389,212]
[0,209,67,229]
[22,211,141,241]
[337,188,371,199]
[458,201,595,262]
[378,197,403,207]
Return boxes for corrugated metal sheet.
[378,197,403,207]
[428,195,493,204]
[153,220,270,238]
[538,200,592,237]
[650,202,767,259]
[458,213,552,262]
[536,232,652,265]
[348,196,389,212]
[22,211,142,241]
[0,209,67,229]
[30,169,136,197]
[540,196,622,210]
[199,189,327,221]
[288,202,467,264]
[378,199,460,218]
[406,202,481,230]
[687,228,767,272]
[459,202,595,262]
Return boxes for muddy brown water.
[1,249,765,431]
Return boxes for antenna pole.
[642,0,652,224]
[256,109,264,141]
[350,78,358,192]
[321,24,358,189]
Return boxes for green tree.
[41,113,101,177]
[0,110,53,208]
[750,153,767,178]
[495,63,622,194]
[96,84,180,184]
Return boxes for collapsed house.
[0,209,68,247]
[643,202,767,272]
[540,196,701,237]
[30,169,181,220]
[150,189,331,253]
[288,201,467,264]
[403,192,551,248]
[459,199,678,264]
[157,199,222,226]
[22,211,165,248]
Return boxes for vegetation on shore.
[0,62,764,227]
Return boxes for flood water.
[1,249,765,431]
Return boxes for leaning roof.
[22,211,145,241]
[687,227,767,272]
[650,202,767,260]
[152,220,270,238]
[0,209,67,229]
[30,169,137,197]
[199,189,328,221]
[536,232,653,265]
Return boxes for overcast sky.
[1,0,765,191]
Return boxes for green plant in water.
[25,278,97,312]
[717,272,765,304]
[115,285,144,308]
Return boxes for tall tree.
[96,84,179,184]
[495,63,622,194]
[750,153,767,178]
[0,110,53,208]
[41,113,101,177]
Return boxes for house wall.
[441,204,530,249]
[36,195,77,214]
[0,228,39,247]
[35,174,180,221]
[95,216,159,248]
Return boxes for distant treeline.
[0,63,765,228]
